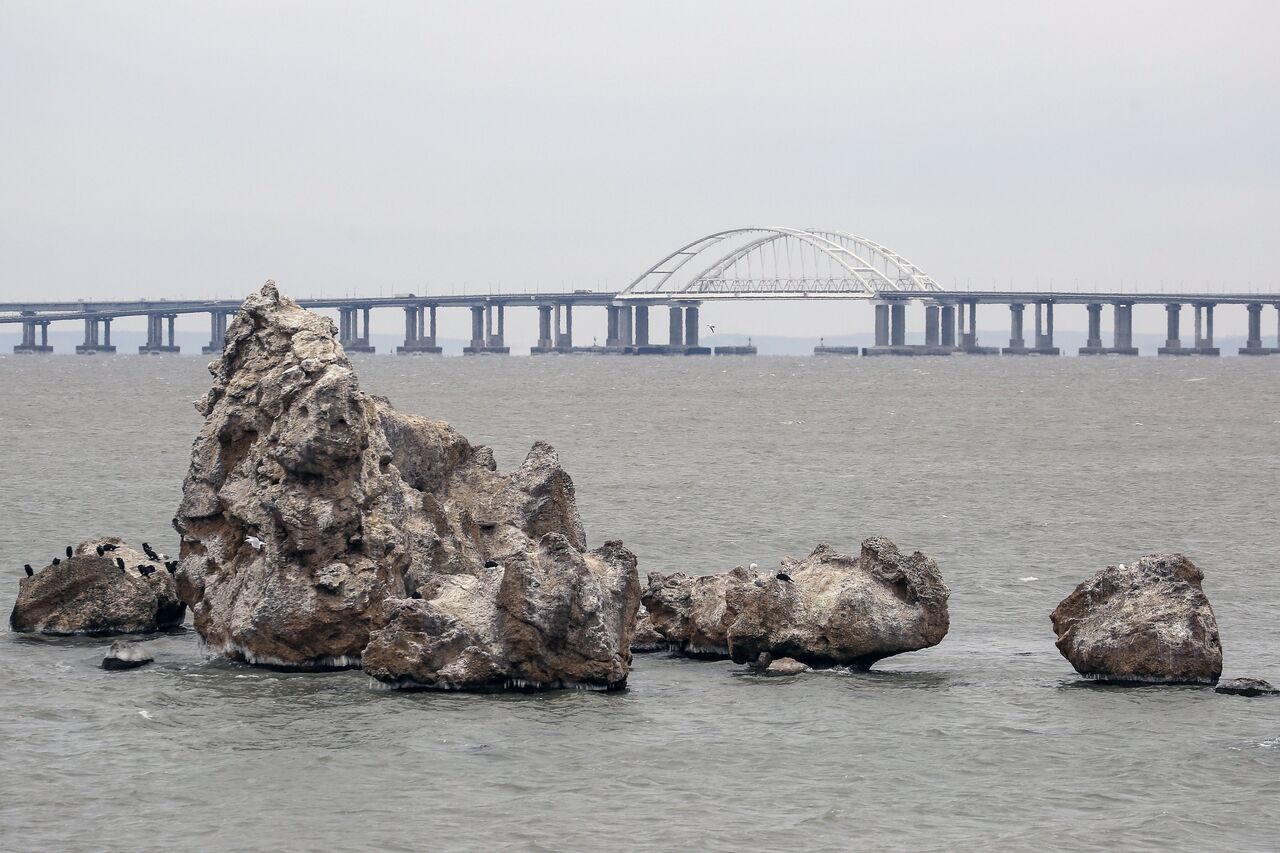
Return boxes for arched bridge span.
[619,227,941,298]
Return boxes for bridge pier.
[139,313,180,354]
[464,304,508,354]
[940,305,956,349]
[1083,302,1138,355]
[1006,301,1058,354]
[635,305,649,347]
[1238,302,1277,355]
[618,305,633,348]
[338,306,375,353]
[1158,303,1196,355]
[13,316,52,354]
[203,310,235,354]
[956,300,998,354]
[397,304,442,354]
[76,316,115,354]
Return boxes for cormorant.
[96,545,105,557]
[776,572,793,583]
[116,558,126,571]
[51,558,60,566]
[23,564,33,577]
[65,546,73,558]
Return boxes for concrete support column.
[404,307,417,346]
[564,303,573,348]
[1242,302,1264,353]
[1008,303,1025,349]
[554,304,563,347]
[1205,304,1215,348]
[635,305,650,346]
[1044,302,1055,348]
[1194,305,1203,347]
[428,305,437,345]
[487,304,504,347]
[1165,303,1182,349]
[619,305,633,346]
[668,306,684,347]
[470,305,485,349]
[924,305,940,346]
[361,307,371,345]
[684,305,700,347]
[965,300,978,348]
[874,304,890,346]
[940,305,956,347]
[537,305,552,348]
[1113,303,1134,350]
[102,318,111,347]
[1033,303,1044,347]
[606,306,619,347]
[1086,303,1102,349]
[167,315,176,348]
[889,303,906,346]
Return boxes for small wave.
[1019,576,1039,582]
[137,709,153,720]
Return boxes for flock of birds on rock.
[19,541,178,579]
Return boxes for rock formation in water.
[9,538,184,635]
[1050,554,1222,684]
[173,282,639,690]
[1214,677,1278,697]
[641,538,950,668]
[102,639,155,671]
[630,607,666,653]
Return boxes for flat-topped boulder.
[1050,554,1222,684]
[173,282,639,689]
[1215,678,1278,697]
[642,538,950,669]
[10,537,184,636]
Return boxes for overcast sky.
[2,2,1277,337]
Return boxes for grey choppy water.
[0,354,1277,852]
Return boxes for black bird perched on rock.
[139,565,156,577]
[52,558,60,565]
[142,544,159,561]
[23,564,33,577]
[776,572,793,583]
[96,545,105,557]
[410,591,422,600]
[165,561,177,573]
[101,543,117,552]
[483,559,499,568]
[116,557,126,571]
[65,546,73,558]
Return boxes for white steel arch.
[619,227,940,297]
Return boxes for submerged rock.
[173,282,639,689]
[642,538,950,669]
[1050,554,1222,685]
[751,652,810,676]
[102,640,154,671]
[1215,678,1278,697]
[9,538,184,636]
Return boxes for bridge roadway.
[3,290,1279,356]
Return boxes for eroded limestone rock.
[9,538,184,636]
[103,639,154,671]
[1214,678,1278,697]
[1050,554,1222,684]
[642,538,950,669]
[173,282,639,689]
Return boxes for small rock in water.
[1215,678,1279,697]
[102,640,154,671]
[764,657,810,676]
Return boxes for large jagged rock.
[173,282,639,689]
[10,538,184,635]
[642,538,950,668]
[1050,554,1222,684]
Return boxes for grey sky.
[2,1,1277,338]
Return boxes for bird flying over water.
[709,325,716,333]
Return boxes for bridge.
[4,227,1278,356]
